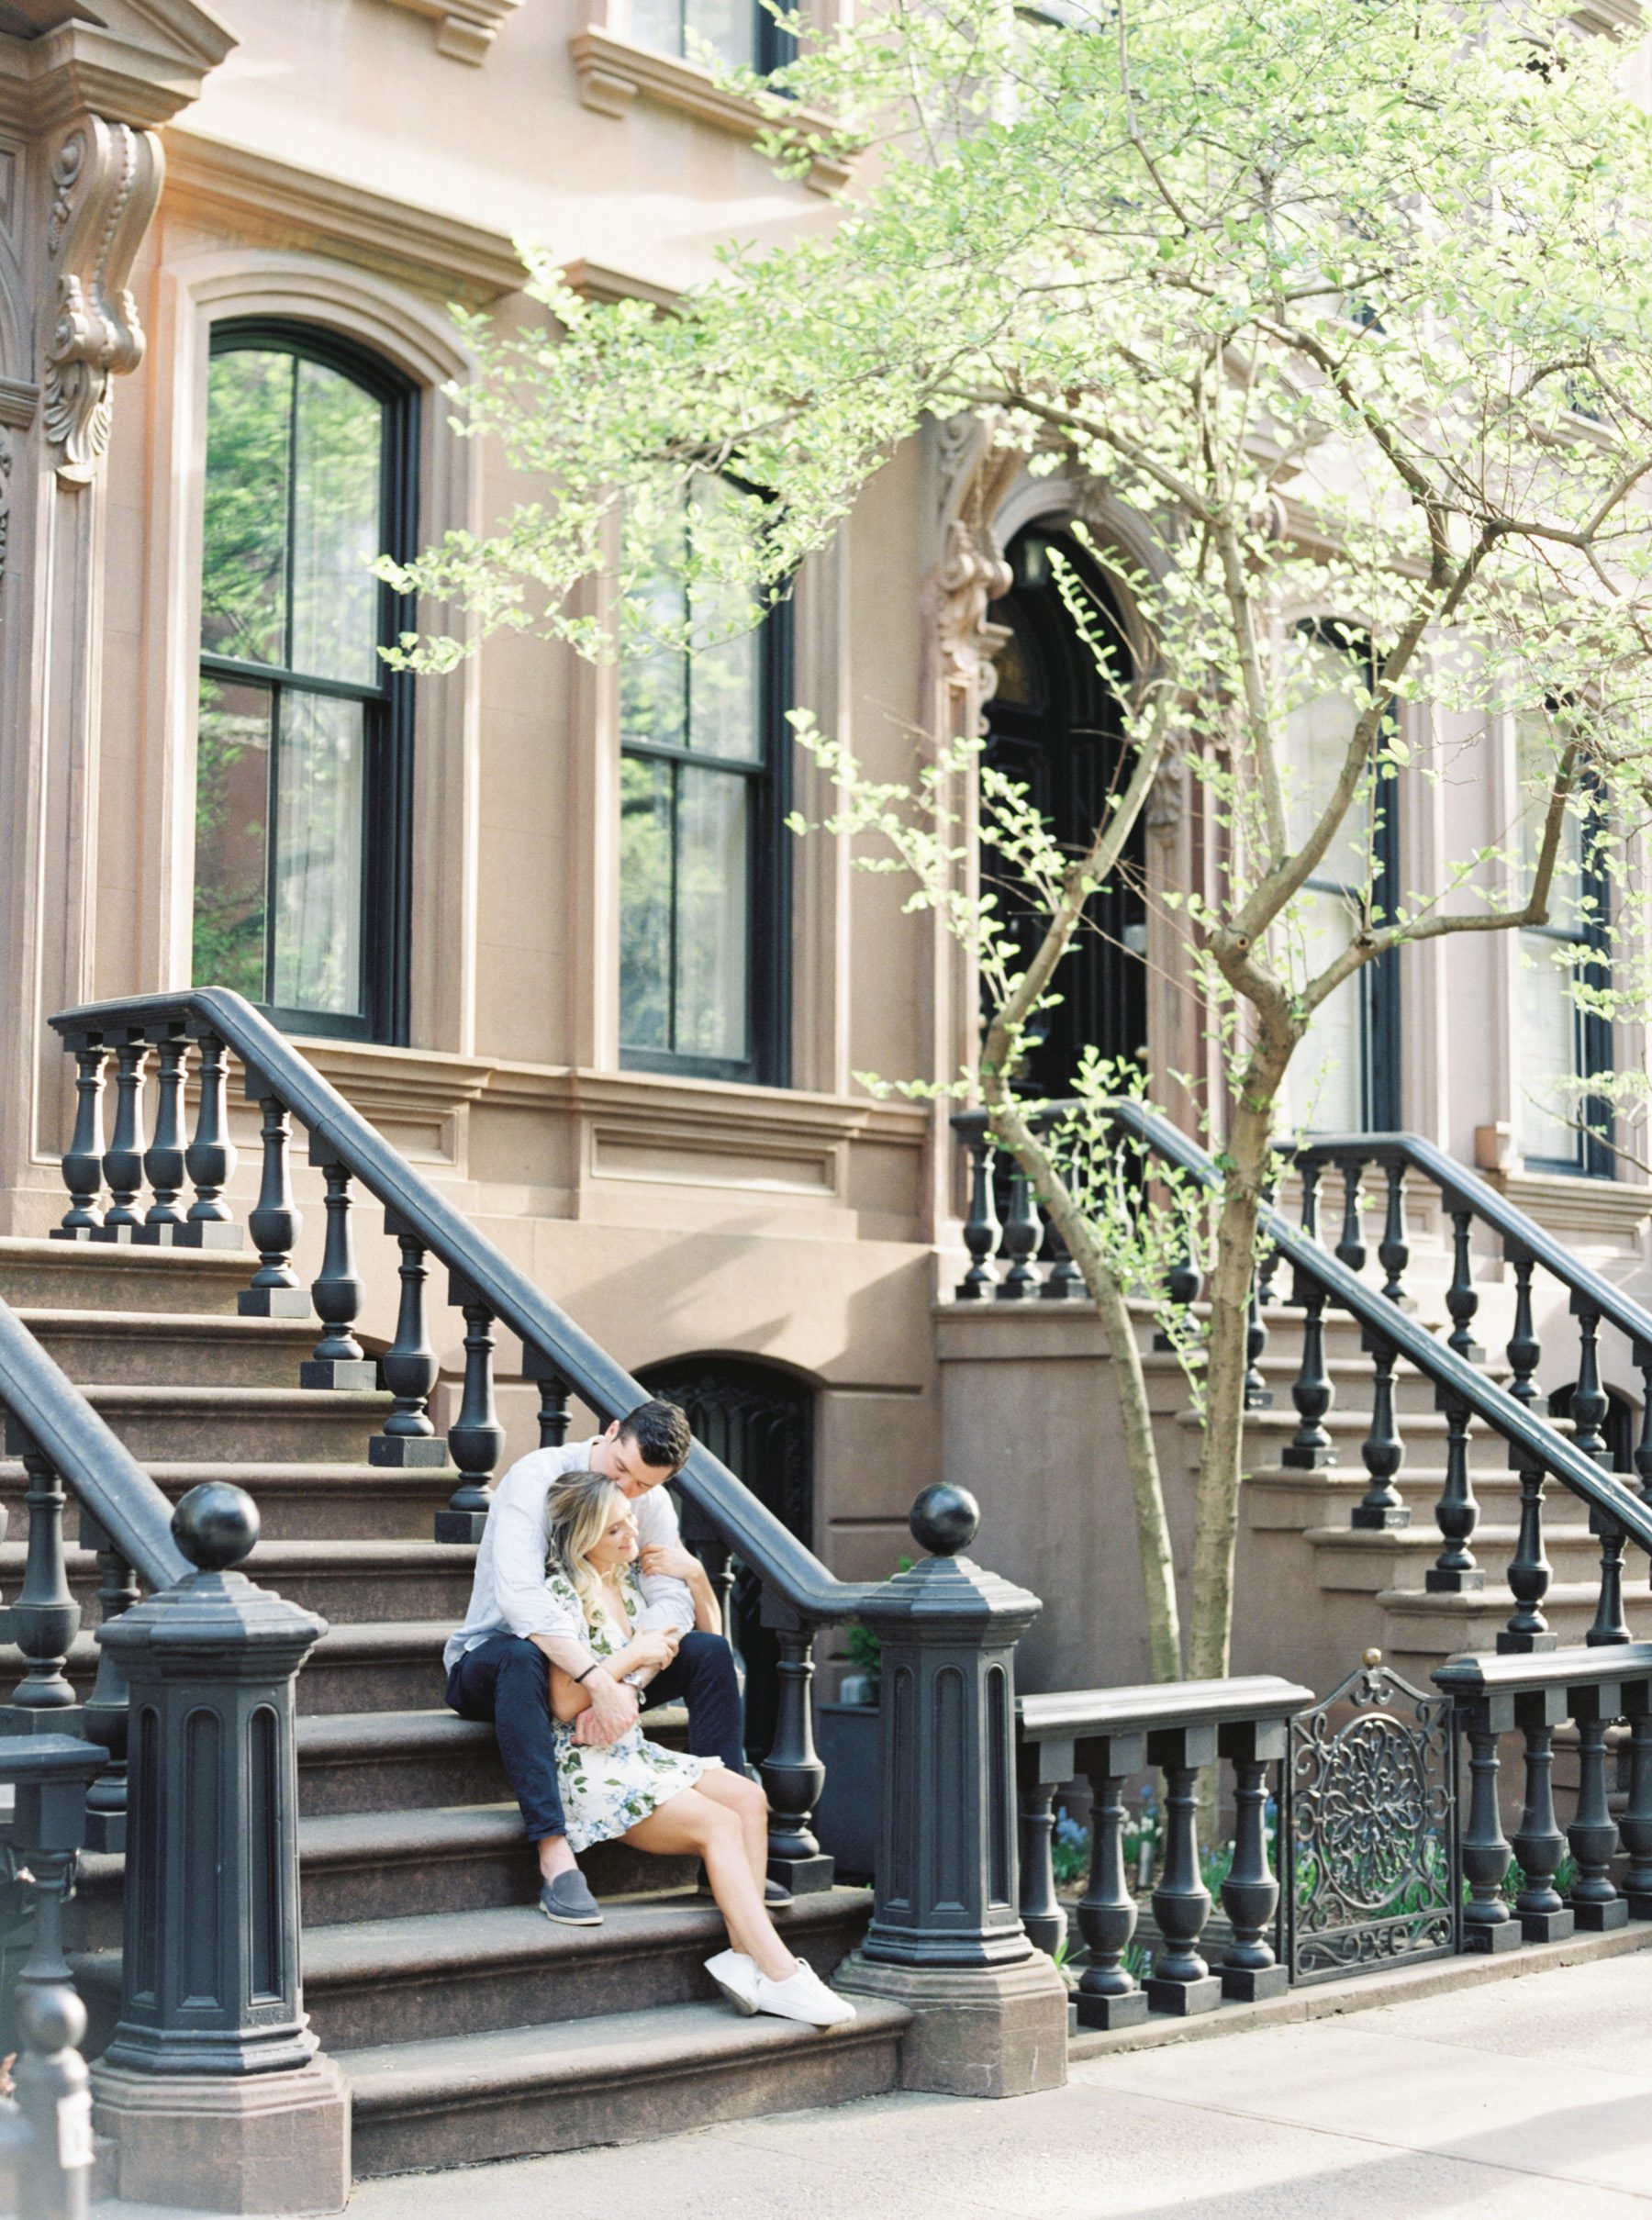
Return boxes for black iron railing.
[954,1101,1652,1647]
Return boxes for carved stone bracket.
[380,0,522,62]
[41,117,162,489]
[936,517,1012,725]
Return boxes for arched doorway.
[984,524,1146,1097]
[635,1355,814,1764]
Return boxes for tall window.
[1278,627,1401,1133]
[194,321,418,1042]
[629,0,793,71]
[620,481,791,1083]
[1515,712,1612,1172]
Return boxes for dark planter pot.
[812,1701,879,1882]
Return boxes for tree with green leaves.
[387,0,1652,1682]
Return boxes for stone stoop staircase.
[0,1238,906,2180]
[1146,1291,1636,1696]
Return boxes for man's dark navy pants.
[445,1630,744,1841]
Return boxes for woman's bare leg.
[693,1768,769,1892]
[627,1790,793,1980]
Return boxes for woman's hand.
[641,1542,706,1588]
[625,1625,682,1675]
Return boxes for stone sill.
[1481,1166,1652,1243]
[567,27,853,192]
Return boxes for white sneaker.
[705,1949,758,2014]
[753,1957,857,2029]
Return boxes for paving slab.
[92,1949,1652,2220]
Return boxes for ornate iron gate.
[1284,1649,1459,1983]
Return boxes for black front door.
[984,526,1146,1098]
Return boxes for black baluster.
[54,1044,106,1240]
[1568,1683,1628,1930]
[1041,1216,1085,1301]
[1620,1685,1652,1919]
[140,1033,187,1242]
[1144,1726,1222,2015]
[1512,1690,1574,1941]
[1500,1452,1555,1653]
[761,1620,833,1893]
[525,1347,572,1447]
[1505,1250,1540,1406]
[96,1036,148,1241]
[1460,1704,1519,1952]
[1427,1389,1482,1591]
[80,1509,137,1853]
[698,1538,737,1644]
[996,1166,1041,1300]
[239,1093,307,1318]
[5,1432,80,1724]
[1220,1724,1287,2001]
[1075,1746,1148,2029]
[303,1157,375,1389]
[1635,1345,1652,1504]
[956,1137,999,1300]
[1446,1208,1483,1361]
[1155,1231,1204,1354]
[1335,1163,1366,1274]
[1378,1160,1411,1306]
[371,1229,448,1467]
[1300,1158,1322,1243]
[1015,1753,1065,1958]
[1351,1331,1410,1529]
[183,1031,240,1245]
[1568,1300,1611,1466]
[1588,1509,1630,1647]
[1244,1235,1278,1411]
[437,1290,505,1543]
[1283,1279,1336,1468]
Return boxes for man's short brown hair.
[618,1399,692,1472]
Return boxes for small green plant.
[838,1556,913,1702]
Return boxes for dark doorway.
[984,525,1146,1099]
[635,1356,814,1765]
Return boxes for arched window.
[193,320,419,1042]
[619,480,792,1084]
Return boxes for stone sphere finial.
[910,1483,979,1557]
[17,1980,87,2057]
[173,1481,260,1573]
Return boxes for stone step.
[296,1707,512,1815]
[61,1383,391,1464]
[340,1993,909,2177]
[1231,1406,1606,1478]
[1303,1521,1626,1599]
[299,1619,452,1714]
[75,1797,703,1947]
[0,1236,252,1314]
[75,1887,874,2053]
[0,1538,477,1624]
[1,1307,318,1388]
[76,1462,454,1542]
[1376,1579,1646,1667]
[1248,1462,1628,1536]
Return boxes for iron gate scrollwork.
[1284,1649,1459,1983]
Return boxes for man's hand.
[641,1541,704,1586]
[576,1668,639,1747]
[629,1626,683,1673]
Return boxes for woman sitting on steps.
[543,1471,855,2031]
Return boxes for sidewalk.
[104,1949,1652,2219]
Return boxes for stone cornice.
[0,0,235,130]
[375,0,521,63]
[561,257,679,311]
[567,27,852,194]
[162,130,527,304]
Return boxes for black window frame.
[1519,763,1613,1178]
[196,316,419,1047]
[1290,619,1401,1132]
[618,566,793,1088]
[631,0,794,72]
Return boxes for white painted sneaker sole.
[705,1953,759,2014]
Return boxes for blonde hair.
[546,1472,630,1616]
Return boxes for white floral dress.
[548,1564,718,1853]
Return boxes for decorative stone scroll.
[41,117,162,488]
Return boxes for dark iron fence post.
[91,1483,348,2213]
[837,1485,1067,2095]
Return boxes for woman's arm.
[551,1626,680,1724]
[641,1543,722,1634]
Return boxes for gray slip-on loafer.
[539,1870,602,1926]
[765,1878,794,1907]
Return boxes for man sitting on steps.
[443,1397,780,1927]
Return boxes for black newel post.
[54,1044,106,1241]
[839,1485,1066,2096]
[758,1611,832,1895]
[436,1286,504,1543]
[92,1484,347,2212]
